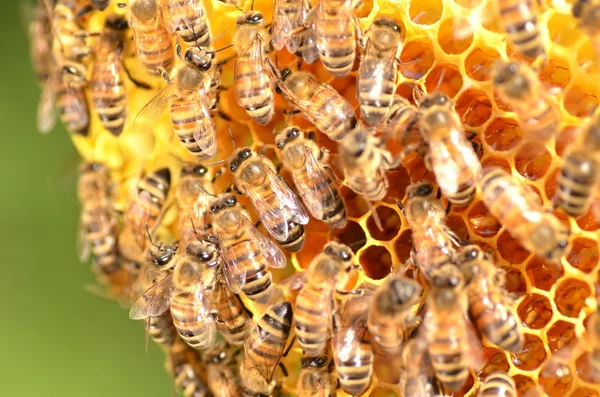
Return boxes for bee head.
[180,163,209,178]
[275,127,301,149]
[373,17,402,33]
[185,48,214,72]
[105,14,128,30]
[323,242,353,262]
[239,11,264,25]
[431,265,463,289]
[406,182,434,199]
[389,278,422,306]
[494,61,530,98]
[186,240,219,267]
[531,219,569,261]
[229,148,253,172]
[301,355,329,369]
[131,0,158,23]
[342,129,368,158]
[456,245,485,264]
[148,244,177,269]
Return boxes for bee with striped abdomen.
[209,192,286,303]
[275,126,347,229]
[203,342,243,397]
[497,0,545,62]
[399,339,439,397]
[55,61,90,136]
[386,94,421,148]
[229,147,309,252]
[162,0,211,50]
[241,301,294,396]
[477,372,517,397]
[210,278,251,345]
[271,0,309,53]
[357,17,403,126]
[50,0,94,62]
[297,352,337,397]
[176,163,213,249]
[166,342,210,397]
[294,7,319,64]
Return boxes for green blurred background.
[0,3,171,396]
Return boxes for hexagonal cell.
[539,361,574,397]
[464,46,501,82]
[340,186,370,219]
[481,4,503,34]
[505,269,527,294]
[577,39,600,75]
[546,320,576,353]
[467,201,501,238]
[409,0,443,25]
[400,40,435,80]
[438,18,473,55]
[543,168,558,203]
[455,89,492,127]
[547,12,581,47]
[517,294,554,329]
[538,57,571,90]
[497,230,532,264]
[353,0,374,18]
[333,220,367,254]
[554,278,591,318]
[384,168,411,205]
[446,214,469,241]
[525,257,564,291]
[564,84,599,118]
[577,198,600,231]
[567,237,599,273]
[513,375,542,397]
[373,352,404,385]
[510,333,547,370]
[555,125,579,158]
[576,351,600,384]
[478,347,510,379]
[367,206,401,241]
[514,142,552,181]
[571,387,600,397]
[359,245,393,280]
[394,230,413,264]
[481,156,512,173]
[424,64,463,99]
[483,117,523,152]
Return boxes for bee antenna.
[213,44,234,53]
[435,68,446,92]
[232,1,243,12]
[227,125,237,150]
[189,216,200,240]
[198,182,218,198]
[251,0,255,11]
[145,223,160,249]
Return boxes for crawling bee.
[271,0,310,53]
[162,0,211,50]
[477,372,517,397]
[297,352,337,397]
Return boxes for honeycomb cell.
[538,57,571,90]
[478,347,510,379]
[481,5,503,33]
[555,125,579,158]
[464,46,500,82]
[395,82,421,105]
[554,279,591,318]
[409,0,443,25]
[483,117,523,152]
[384,168,411,205]
[513,375,542,397]
[455,89,492,127]
[547,12,580,47]
[571,387,600,397]
[438,18,473,55]
[481,156,512,173]
[400,40,435,80]
[340,186,370,219]
[525,257,564,291]
[544,168,558,202]
[424,64,463,99]
[467,201,501,238]
[511,333,547,370]
[367,206,401,241]
[394,230,413,264]
[446,214,469,241]
[563,84,599,118]
[577,198,600,232]
[577,39,600,75]
[546,320,576,353]
[576,351,600,384]
[539,361,574,397]
[514,142,552,181]
[334,220,367,254]
[567,238,599,274]
[359,245,393,280]
[505,269,528,294]
[517,294,554,329]
[498,230,532,264]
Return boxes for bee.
[228,147,309,252]
[275,68,357,141]
[134,63,217,160]
[211,278,251,345]
[357,17,403,126]
[167,342,210,397]
[90,15,129,136]
[129,0,175,75]
[294,7,319,64]
[386,94,421,147]
[480,167,570,262]
[477,372,517,397]
[295,242,355,356]
[367,276,422,355]
[493,60,559,142]
[119,168,171,262]
[497,0,545,62]
[162,0,211,49]
[297,353,337,397]
[271,0,309,53]
[232,11,274,125]
[418,92,482,206]
[176,163,213,249]
[399,339,439,397]
[455,245,523,353]
[203,342,243,397]
[557,115,600,217]
[51,0,93,61]
[77,162,120,275]
[55,61,90,136]
[315,0,360,77]
[274,126,347,229]
[338,128,396,203]
[209,193,287,303]
[148,311,179,348]
[129,240,221,350]
[398,182,460,280]
[90,0,109,10]
[240,301,294,396]
[573,0,600,65]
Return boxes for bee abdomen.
[478,372,517,397]
[323,192,347,229]
[148,312,178,347]
[56,85,90,136]
[558,154,597,216]
[445,182,477,206]
[499,0,544,59]
[430,348,468,391]
[177,21,210,48]
[241,265,272,303]
[171,298,215,350]
[336,342,373,396]
[276,221,305,252]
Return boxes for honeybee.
[166,342,210,397]
[90,0,109,10]
[418,92,482,206]
[129,240,221,350]
[51,0,93,61]
[90,15,129,136]
[176,163,213,249]
[271,0,309,53]
[497,0,545,62]
[209,193,286,303]
[294,7,319,64]
[275,126,347,229]
[295,241,355,356]
[297,353,337,397]
[275,69,357,141]
[148,311,179,348]
[399,339,438,397]
[357,17,403,126]
[493,60,559,142]
[573,0,600,65]
[480,167,570,262]
[315,0,360,77]
[399,182,460,280]
[77,162,120,275]
[203,342,243,397]
[338,128,396,203]
[367,276,422,355]
[119,168,172,262]
[477,372,517,397]
[386,94,421,147]
[162,0,211,49]
[55,61,91,136]
[228,147,309,252]
[210,278,251,345]
[240,301,294,396]
[129,0,175,75]
[557,115,600,217]
[134,63,217,160]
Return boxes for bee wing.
[189,280,218,348]
[77,208,91,262]
[234,43,271,107]
[213,282,250,342]
[132,81,178,127]
[37,79,57,134]
[162,0,204,34]
[217,228,247,294]
[300,8,318,63]
[129,273,175,320]
[242,216,287,269]
[125,189,153,249]
[276,271,307,293]
[271,0,293,51]
[190,90,217,158]
[360,38,399,95]
[243,319,286,382]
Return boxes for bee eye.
[558,239,568,248]
[277,141,285,149]
[417,184,433,196]
[225,196,237,206]
[194,166,207,175]
[230,161,238,172]
[340,251,351,261]
[437,95,447,104]
[315,357,327,366]
[200,251,212,261]
[210,205,218,213]
[242,149,252,158]
[324,247,334,255]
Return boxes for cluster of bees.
[28,0,600,395]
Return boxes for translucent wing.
[190,89,217,157]
[216,228,248,294]
[213,281,250,345]
[234,41,271,109]
[243,318,287,383]
[242,216,287,269]
[187,280,218,348]
[163,0,206,34]
[124,189,153,249]
[129,273,175,320]
[300,8,318,64]
[37,80,56,134]
[76,209,91,262]
[271,0,293,51]
[359,38,398,103]
[132,81,178,127]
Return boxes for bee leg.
[278,362,289,377]
[319,147,331,163]
[255,220,262,229]
[308,130,317,141]
[176,37,184,60]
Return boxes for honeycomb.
[38,0,600,396]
